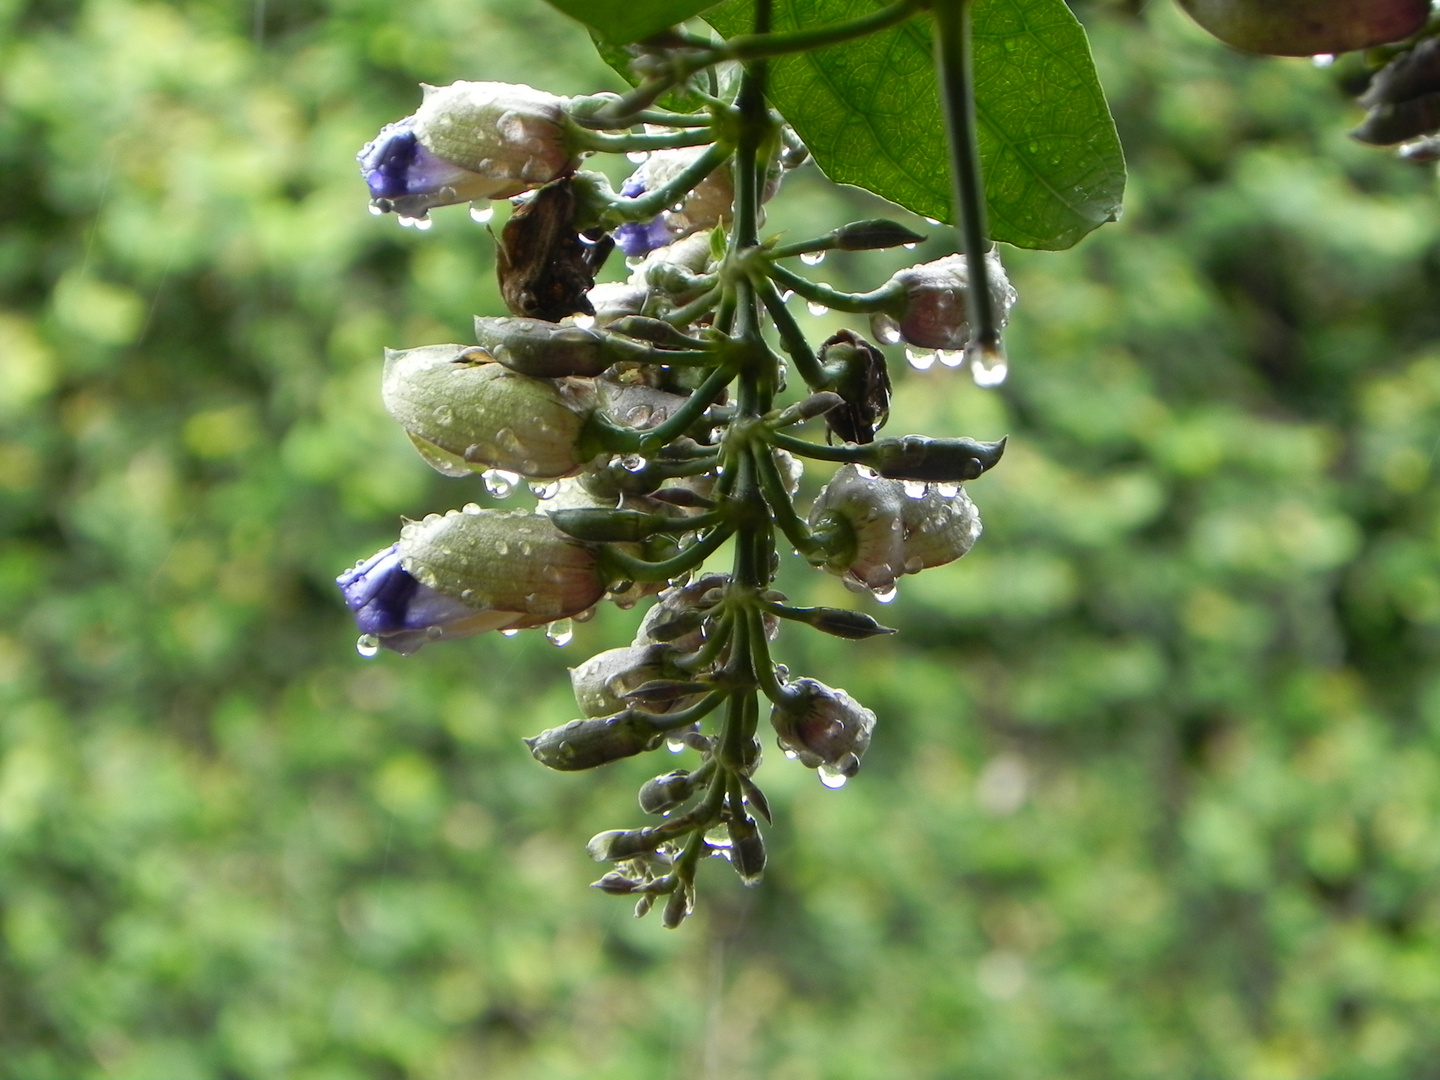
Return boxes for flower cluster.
[340,76,1012,926]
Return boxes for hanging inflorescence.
[335,14,1015,927]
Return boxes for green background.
[3,0,1440,1076]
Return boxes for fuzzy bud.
[382,344,596,478]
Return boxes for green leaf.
[544,0,720,43]
[706,0,1125,250]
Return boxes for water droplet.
[968,342,1009,387]
[923,216,942,226]
[627,149,650,163]
[433,405,454,426]
[873,584,898,604]
[937,482,960,498]
[903,480,928,499]
[482,469,520,497]
[546,618,574,647]
[501,628,520,638]
[626,404,655,427]
[1311,53,1335,67]
[902,242,918,250]
[783,749,799,761]
[906,348,936,371]
[413,216,433,231]
[398,215,417,228]
[871,314,902,346]
[806,301,829,317]
[529,480,560,500]
[573,313,595,330]
[368,204,384,216]
[463,502,483,514]
[937,349,964,368]
[818,766,848,789]
[469,204,495,224]
[356,634,380,657]
[903,555,923,573]
[621,454,648,473]
[667,738,686,753]
[800,250,826,266]
[625,255,644,269]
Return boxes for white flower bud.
[770,678,876,778]
[872,251,1017,351]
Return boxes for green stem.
[767,263,902,315]
[752,273,827,389]
[598,521,736,583]
[768,429,868,463]
[750,443,817,556]
[709,0,920,65]
[588,362,733,455]
[664,284,723,328]
[932,0,1002,360]
[569,126,718,157]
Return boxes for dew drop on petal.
[902,242,918,250]
[779,289,794,302]
[462,502,482,514]
[1311,53,1335,67]
[873,583,898,604]
[783,749,799,761]
[903,480,928,499]
[356,634,380,658]
[529,480,561,500]
[573,313,595,330]
[906,348,936,371]
[667,738,687,753]
[413,216,434,232]
[806,301,829,317]
[923,216,942,226]
[501,628,521,638]
[937,349,964,368]
[800,250,826,266]
[368,204,384,217]
[818,766,849,788]
[469,204,495,224]
[397,215,417,229]
[621,454,648,473]
[546,618,574,647]
[627,150,650,163]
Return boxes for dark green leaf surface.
[545,0,719,43]
[708,0,1125,249]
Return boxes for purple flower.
[337,543,521,654]
[358,82,576,218]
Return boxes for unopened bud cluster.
[340,70,1013,925]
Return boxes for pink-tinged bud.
[382,344,596,479]
[359,81,577,218]
[871,251,1017,351]
[770,678,876,780]
[807,464,982,593]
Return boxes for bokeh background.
[4,0,1440,1075]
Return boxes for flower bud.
[382,344,596,478]
[473,316,612,378]
[570,644,690,717]
[587,827,659,862]
[633,574,729,651]
[770,677,876,779]
[727,816,766,886]
[587,282,651,325]
[638,769,703,814]
[871,251,1016,351]
[615,147,736,258]
[525,711,664,770]
[807,464,983,592]
[832,218,928,251]
[359,81,576,217]
[402,506,605,620]
[868,434,1006,483]
[807,465,908,593]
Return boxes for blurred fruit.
[1175,0,1428,56]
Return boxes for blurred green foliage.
[3,0,1440,1076]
